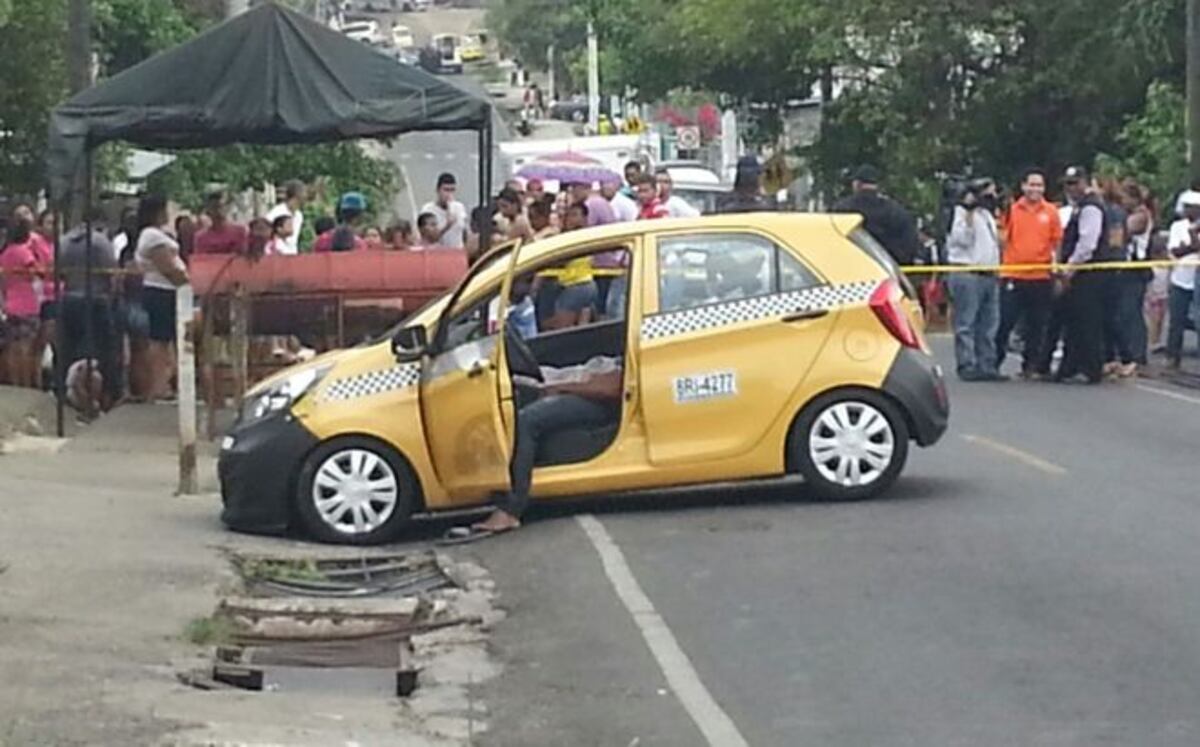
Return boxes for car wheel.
[788,389,909,501]
[296,436,419,545]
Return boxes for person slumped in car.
[453,356,624,538]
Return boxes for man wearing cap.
[1165,190,1200,368]
[717,155,771,213]
[313,192,367,253]
[1051,166,1108,383]
[420,173,468,249]
[944,178,1006,381]
[832,165,920,265]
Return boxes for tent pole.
[83,154,95,420]
[53,200,65,437]
[477,120,489,259]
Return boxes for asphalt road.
[473,339,1200,746]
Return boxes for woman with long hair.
[0,208,45,387]
[134,195,189,401]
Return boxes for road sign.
[676,126,701,150]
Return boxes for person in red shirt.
[634,174,668,220]
[997,167,1064,378]
[193,190,249,255]
[0,212,44,388]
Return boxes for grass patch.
[184,615,238,646]
[234,556,327,584]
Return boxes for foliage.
[0,0,67,198]
[1096,82,1187,213]
[183,614,238,646]
[147,142,399,221]
[94,0,196,74]
[492,0,1190,215]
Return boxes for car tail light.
[869,279,921,349]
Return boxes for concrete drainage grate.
[180,551,474,698]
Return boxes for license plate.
[673,371,737,404]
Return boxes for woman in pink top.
[1,215,45,388]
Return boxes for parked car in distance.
[391,24,415,49]
[459,34,485,62]
[549,96,590,123]
[341,20,380,44]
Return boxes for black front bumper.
[218,413,319,535]
[883,347,949,446]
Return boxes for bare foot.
[472,509,521,533]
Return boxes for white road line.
[1136,383,1200,406]
[961,434,1068,476]
[424,152,435,160]
[576,514,750,747]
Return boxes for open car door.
[418,244,518,500]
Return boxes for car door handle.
[467,360,493,378]
[781,308,830,323]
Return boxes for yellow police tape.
[901,259,1187,275]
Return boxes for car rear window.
[847,228,916,298]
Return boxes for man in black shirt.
[717,155,772,214]
[833,165,921,265]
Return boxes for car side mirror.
[392,325,428,362]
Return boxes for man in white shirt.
[1165,190,1200,368]
[265,180,306,255]
[601,181,638,223]
[944,178,1005,382]
[655,169,701,218]
[420,172,468,249]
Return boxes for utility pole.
[1190,0,1200,181]
[66,0,91,95]
[547,44,556,104]
[586,20,600,133]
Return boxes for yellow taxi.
[219,214,949,544]
[458,34,485,62]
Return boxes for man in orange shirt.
[996,168,1063,377]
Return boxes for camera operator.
[945,178,1007,382]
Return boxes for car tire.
[788,389,910,501]
[295,436,420,545]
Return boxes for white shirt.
[265,202,303,255]
[945,206,1000,267]
[112,232,129,262]
[420,200,468,249]
[135,226,182,290]
[663,194,700,219]
[609,191,639,223]
[1168,219,1199,290]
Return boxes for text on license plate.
[673,371,738,404]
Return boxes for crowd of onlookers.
[0,153,754,417]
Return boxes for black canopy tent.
[45,1,494,437]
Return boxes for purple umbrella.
[515,151,622,186]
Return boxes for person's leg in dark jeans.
[946,273,982,378]
[1101,272,1123,366]
[1019,280,1053,376]
[995,279,1022,372]
[1116,275,1148,367]
[1059,272,1106,382]
[1166,283,1191,367]
[494,393,615,520]
[1038,290,1067,376]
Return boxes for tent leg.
[477,121,490,258]
[53,201,65,438]
[83,154,95,419]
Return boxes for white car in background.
[391,24,415,49]
[341,20,380,44]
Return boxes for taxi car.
[458,34,485,62]
[219,214,948,544]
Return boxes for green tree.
[0,0,67,198]
[1096,82,1187,213]
[94,0,196,74]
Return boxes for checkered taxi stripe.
[640,281,878,341]
[318,362,422,402]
